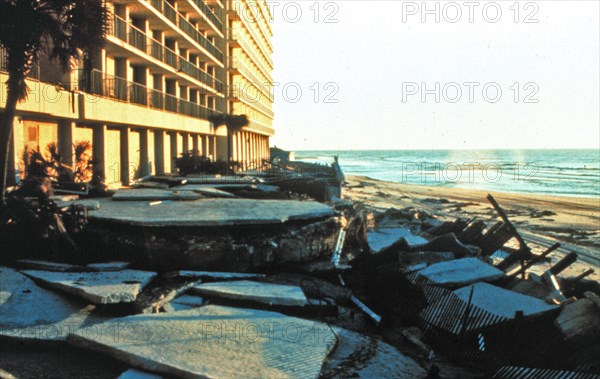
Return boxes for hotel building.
[0,0,274,186]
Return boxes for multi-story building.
[0,0,274,187]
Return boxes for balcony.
[83,69,221,120]
[191,0,223,31]
[0,48,41,80]
[239,0,273,51]
[228,27,272,81]
[147,0,223,62]
[230,1,273,63]
[229,83,274,118]
[229,56,271,98]
[109,15,223,93]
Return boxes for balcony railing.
[0,48,41,80]
[229,85,274,117]
[84,69,221,120]
[0,49,8,73]
[233,3,273,62]
[229,56,270,97]
[109,15,223,92]
[147,0,223,62]
[228,27,272,81]
[192,0,223,31]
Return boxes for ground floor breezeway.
[5,116,271,187]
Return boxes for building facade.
[0,0,274,186]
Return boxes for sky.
[266,0,600,151]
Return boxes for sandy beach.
[344,175,600,281]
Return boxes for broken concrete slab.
[172,183,254,191]
[112,188,177,201]
[255,184,280,193]
[133,181,170,189]
[420,282,560,335]
[117,369,163,379]
[367,228,428,252]
[15,260,83,272]
[54,199,101,210]
[168,295,204,312]
[189,187,236,198]
[172,175,257,184]
[0,267,104,341]
[21,270,156,304]
[453,282,559,318]
[90,198,335,227]
[190,280,309,307]
[408,233,478,257]
[554,298,600,344]
[68,305,336,379]
[418,258,504,286]
[321,327,427,379]
[112,189,202,201]
[86,262,131,272]
[177,271,265,280]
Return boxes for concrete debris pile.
[1,169,599,378]
[352,194,600,377]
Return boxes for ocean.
[294,149,600,198]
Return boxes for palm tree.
[209,113,249,171]
[0,0,108,205]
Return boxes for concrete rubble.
[87,261,131,272]
[453,282,559,319]
[21,270,156,304]
[0,267,105,341]
[168,294,204,312]
[68,305,337,379]
[177,270,266,280]
[15,259,83,272]
[2,171,599,378]
[89,198,335,227]
[184,186,236,198]
[366,227,428,253]
[417,257,505,287]
[321,327,427,378]
[190,280,309,307]
[112,188,203,201]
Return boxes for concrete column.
[182,132,190,154]
[192,134,199,155]
[252,134,257,166]
[243,132,249,166]
[236,131,241,166]
[246,132,252,165]
[265,136,269,161]
[92,124,108,182]
[57,120,76,167]
[212,136,220,161]
[154,130,165,175]
[170,131,178,172]
[203,135,210,159]
[139,128,151,177]
[120,127,131,185]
